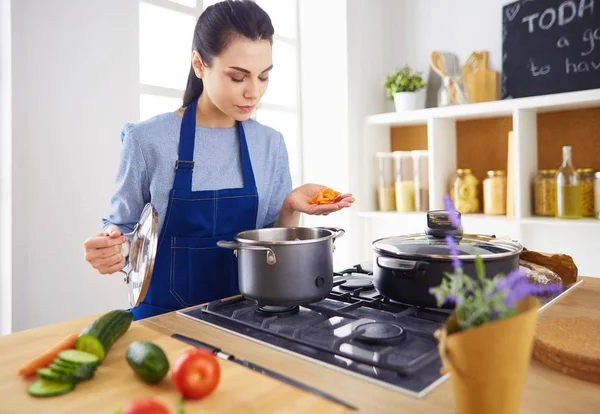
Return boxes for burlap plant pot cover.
[434,296,540,414]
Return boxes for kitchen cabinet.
[354,88,600,277]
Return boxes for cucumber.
[125,341,170,384]
[36,368,74,384]
[75,309,133,362]
[58,349,100,365]
[48,364,74,376]
[53,359,78,369]
[28,379,75,398]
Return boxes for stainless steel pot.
[218,227,345,306]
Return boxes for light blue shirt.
[102,112,293,235]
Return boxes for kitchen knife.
[171,333,357,411]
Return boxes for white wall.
[9,0,139,332]
[299,0,406,269]
[298,0,350,269]
[401,0,509,107]
[1,0,13,335]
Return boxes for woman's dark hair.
[182,0,274,107]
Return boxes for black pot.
[371,210,523,309]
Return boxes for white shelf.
[520,216,600,227]
[357,211,600,227]
[366,88,600,127]
[356,211,426,219]
[354,89,600,277]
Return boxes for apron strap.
[238,121,257,190]
[173,100,197,190]
[173,99,257,191]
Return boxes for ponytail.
[182,65,204,108]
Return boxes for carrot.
[308,188,341,205]
[18,332,79,377]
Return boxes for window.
[138,0,303,187]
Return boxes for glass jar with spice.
[483,170,506,215]
[393,151,415,212]
[412,150,429,212]
[577,168,595,217]
[376,152,396,211]
[534,169,557,216]
[450,168,479,214]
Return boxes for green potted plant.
[384,65,428,112]
[431,195,563,414]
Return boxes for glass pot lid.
[120,203,159,307]
[372,233,522,260]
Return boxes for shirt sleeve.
[102,123,150,235]
[262,132,293,228]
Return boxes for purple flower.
[442,295,457,306]
[445,234,462,272]
[497,268,527,290]
[443,194,462,230]
[501,270,563,308]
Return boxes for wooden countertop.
[140,276,600,414]
[2,277,599,413]
[1,315,348,413]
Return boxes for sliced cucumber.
[36,368,74,384]
[54,358,78,367]
[58,349,100,365]
[44,354,98,384]
[49,364,74,377]
[27,379,75,398]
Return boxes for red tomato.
[171,348,221,399]
[122,397,170,414]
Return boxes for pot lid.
[122,203,158,307]
[372,233,522,260]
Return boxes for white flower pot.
[393,89,426,112]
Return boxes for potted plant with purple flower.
[431,195,562,414]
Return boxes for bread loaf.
[520,260,563,286]
[520,250,578,285]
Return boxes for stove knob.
[315,277,325,288]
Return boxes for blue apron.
[130,100,259,320]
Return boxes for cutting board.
[463,51,499,103]
[533,317,600,384]
[1,315,349,414]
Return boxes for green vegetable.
[75,309,133,362]
[27,379,75,398]
[126,340,170,384]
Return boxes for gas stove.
[177,263,582,398]
[178,264,451,397]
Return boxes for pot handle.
[319,227,345,253]
[376,256,429,279]
[320,227,345,240]
[217,241,277,265]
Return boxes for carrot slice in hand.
[308,188,342,205]
[18,332,79,377]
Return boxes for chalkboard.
[502,0,600,99]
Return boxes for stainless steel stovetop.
[177,263,583,398]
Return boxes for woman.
[83,0,354,320]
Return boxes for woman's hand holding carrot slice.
[286,184,355,216]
